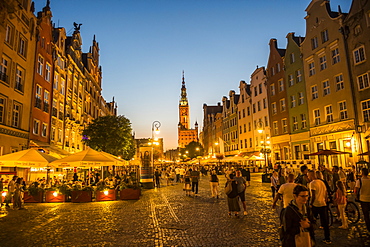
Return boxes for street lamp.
[151,120,161,169]
[257,120,269,169]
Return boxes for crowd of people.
[270,164,369,247]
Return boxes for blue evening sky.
[34,0,351,150]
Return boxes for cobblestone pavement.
[0,173,369,247]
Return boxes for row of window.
[33,119,48,137]
[0,96,22,128]
[5,24,27,58]
[1,56,25,93]
[37,55,52,82]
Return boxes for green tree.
[179,141,204,160]
[82,115,135,160]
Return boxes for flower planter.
[96,189,116,201]
[119,188,141,200]
[23,191,44,203]
[45,191,66,203]
[71,190,92,203]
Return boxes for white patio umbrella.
[0,149,57,168]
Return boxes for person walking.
[272,173,297,210]
[225,174,240,217]
[294,165,310,186]
[308,170,331,244]
[334,180,348,229]
[190,167,200,196]
[271,171,279,199]
[355,168,370,233]
[5,175,17,208]
[183,169,192,196]
[281,184,315,247]
[235,170,247,215]
[0,178,4,207]
[13,177,24,210]
[209,170,219,199]
[246,168,251,187]
[154,169,161,188]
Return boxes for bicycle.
[327,200,360,226]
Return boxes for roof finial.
[182,70,185,85]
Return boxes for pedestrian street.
[0,173,369,247]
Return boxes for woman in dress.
[334,180,348,229]
[226,174,240,217]
[13,177,24,210]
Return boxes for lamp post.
[151,120,161,170]
[257,120,269,169]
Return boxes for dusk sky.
[34,0,351,150]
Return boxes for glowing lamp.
[104,190,109,195]
[53,192,58,197]
[257,129,263,134]
[2,191,7,197]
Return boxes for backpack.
[225,181,233,195]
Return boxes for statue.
[73,22,82,31]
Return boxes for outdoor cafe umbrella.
[0,149,58,182]
[50,148,120,183]
[307,149,351,166]
[0,148,57,168]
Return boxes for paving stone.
[0,173,368,246]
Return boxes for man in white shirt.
[272,173,296,209]
[5,175,17,208]
[355,168,370,232]
[308,170,331,244]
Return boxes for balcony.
[43,102,49,113]
[35,97,42,109]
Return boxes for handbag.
[225,181,232,195]
[295,227,312,247]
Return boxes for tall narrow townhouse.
[237,80,253,155]
[266,39,289,165]
[0,0,36,155]
[285,33,312,167]
[250,67,271,166]
[342,0,370,157]
[202,102,222,156]
[302,0,355,167]
[29,2,53,152]
[50,27,68,156]
[64,25,86,154]
[222,91,239,156]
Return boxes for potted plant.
[95,182,116,202]
[24,183,44,203]
[71,184,93,203]
[45,184,70,203]
[118,176,141,200]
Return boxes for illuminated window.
[282,118,288,133]
[35,84,42,109]
[293,116,298,131]
[273,121,279,135]
[301,114,307,129]
[280,98,286,112]
[44,90,49,112]
[45,63,51,82]
[42,123,47,137]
